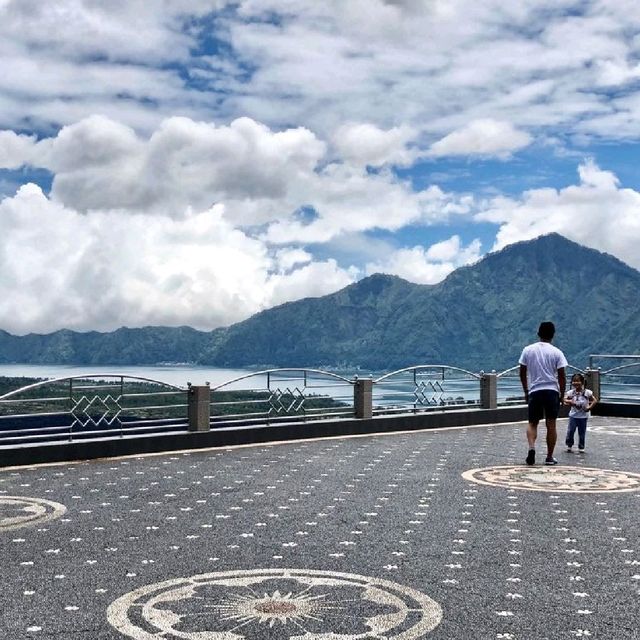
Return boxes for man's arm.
[557,367,566,400]
[519,364,528,402]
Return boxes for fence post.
[354,378,373,419]
[188,384,211,432]
[480,372,497,409]
[585,368,601,399]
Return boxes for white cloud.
[428,119,532,158]
[1,1,639,144]
[0,131,37,169]
[477,159,640,269]
[2,114,471,236]
[332,123,416,166]
[365,235,482,285]
[0,183,356,334]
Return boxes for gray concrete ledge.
[0,405,535,468]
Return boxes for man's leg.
[545,418,557,457]
[526,421,538,465]
[527,422,538,449]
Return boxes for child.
[563,373,597,452]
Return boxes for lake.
[0,363,260,388]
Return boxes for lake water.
[0,363,260,388]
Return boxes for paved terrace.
[2,415,640,640]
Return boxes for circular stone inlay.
[0,496,67,532]
[589,425,640,436]
[462,465,640,493]
[107,568,443,639]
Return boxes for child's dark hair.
[571,372,585,384]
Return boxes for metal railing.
[0,375,188,445]
[496,363,584,405]
[371,365,481,415]
[588,355,640,404]
[209,368,355,426]
[2,355,640,447]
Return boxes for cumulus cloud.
[0,184,355,334]
[365,235,482,285]
[428,119,532,158]
[0,131,38,169]
[477,159,640,269]
[332,123,416,166]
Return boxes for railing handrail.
[496,363,583,378]
[374,364,481,384]
[599,362,640,376]
[210,368,354,392]
[589,354,640,369]
[0,374,186,401]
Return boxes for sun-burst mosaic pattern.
[0,495,67,531]
[461,465,640,493]
[107,568,443,639]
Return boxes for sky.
[1,0,639,336]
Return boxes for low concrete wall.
[0,405,532,468]
[593,402,640,419]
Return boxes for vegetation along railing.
[1,355,639,445]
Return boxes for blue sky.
[1,0,639,334]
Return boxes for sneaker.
[526,449,536,465]
[566,446,573,452]
[545,457,558,465]
[578,448,585,454]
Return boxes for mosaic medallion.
[107,568,443,639]
[462,465,640,493]
[0,496,67,531]
[589,425,640,436]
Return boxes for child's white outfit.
[565,388,594,451]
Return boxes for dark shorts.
[528,389,560,422]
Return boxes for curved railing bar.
[210,368,354,392]
[599,362,640,376]
[496,363,583,378]
[0,374,186,400]
[374,364,480,384]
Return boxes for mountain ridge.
[1,234,639,371]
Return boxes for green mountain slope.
[1,234,639,371]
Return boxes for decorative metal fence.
[0,375,188,445]
[496,363,584,405]
[371,365,481,415]
[209,368,355,426]
[588,355,640,404]
[2,355,640,447]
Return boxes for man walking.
[519,321,567,465]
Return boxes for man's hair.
[538,321,555,340]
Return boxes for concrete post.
[354,378,373,419]
[188,385,211,432]
[585,368,601,399]
[480,372,498,409]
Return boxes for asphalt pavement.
[2,415,640,639]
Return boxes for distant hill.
[1,234,639,371]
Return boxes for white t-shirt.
[565,388,593,418]
[519,341,568,393]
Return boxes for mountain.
[1,234,639,371]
